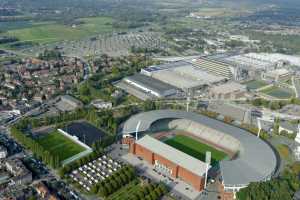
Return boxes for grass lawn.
[36,131,86,162]
[243,80,268,90]
[2,17,114,44]
[164,135,227,165]
[261,86,294,99]
[276,144,290,159]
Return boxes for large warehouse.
[130,135,208,191]
[123,110,278,192]
[116,73,178,100]
[142,61,226,95]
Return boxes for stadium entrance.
[154,160,172,176]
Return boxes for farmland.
[164,135,227,165]
[1,17,115,45]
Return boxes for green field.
[164,135,227,165]
[36,131,86,162]
[2,17,114,44]
[243,80,268,90]
[260,86,294,99]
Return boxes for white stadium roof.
[136,135,209,177]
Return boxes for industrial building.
[190,57,234,79]
[150,63,226,94]
[129,135,208,191]
[209,82,247,100]
[55,95,83,112]
[117,73,178,100]
[262,68,292,83]
[141,60,226,96]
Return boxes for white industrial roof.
[210,82,246,94]
[136,135,209,177]
[151,64,225,90]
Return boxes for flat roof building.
[119,73,178,100]
[262,68,291,82]
[151,64,226,92]
[209,82,247,100]
[191,57,234,79]
[56,95,83,112]
[130,135,209,191]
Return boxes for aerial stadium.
[122,110,278,192]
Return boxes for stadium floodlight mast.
[135,120,141,140]
[257,117,262,138]
[204,151,211,189]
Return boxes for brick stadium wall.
[130,143,205,191]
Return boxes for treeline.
[59,150,103,177]
[108,180,168,200]
[251,98,300,110]
[10,126,60,168]
[38,49,62,61]
[0,36,18,44]
[15,108,87,130]
[237,167,300,200]
[91,165,136,197]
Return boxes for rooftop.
[124,73,177,94]
[151,64,225,90]
[136,135,209,177]
[210,82,246,94]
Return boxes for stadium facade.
[129,135,208,191]
[123,110,278,192]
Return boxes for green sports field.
[260,86,294,99]
[36,131,86,162]
[164,135,227,165]
[243,80,268,90]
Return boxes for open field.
[243,80,268,90]
[36,131,86,162]
[190,7,247,18]
[1,17,114,45]
[260,86,294,99]
[164,135,227,165]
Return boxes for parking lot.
[70,155,122,192]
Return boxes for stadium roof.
[123,110,278,187]
[136,135,209,177]
[124,74,177,95]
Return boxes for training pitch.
[164,135,227,165]
[36,131,86,161]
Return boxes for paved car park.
[70,155,122,192]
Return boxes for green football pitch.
[164,135,227,165]
[36,131,86,162]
